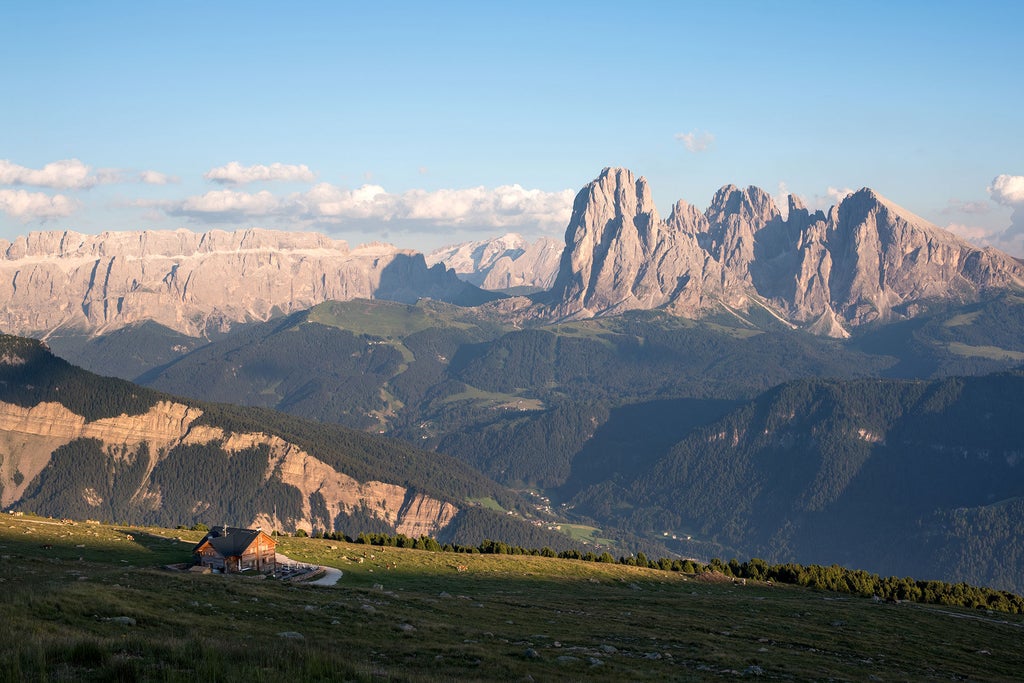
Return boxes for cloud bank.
[204,162,316,185]
[139,170,177,185]
[167,182,576,235]
[988,174,1024,242]
[1,159,176,190]
[0,189,77,220]
[0,159,98,189]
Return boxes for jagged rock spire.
[544,169,1024,334]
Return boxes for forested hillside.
[0,334,572,549]
[565,370,1024,592]
[11,293,1024,591]
[136,302,894,488]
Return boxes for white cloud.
[0,158,97,189]
[826,186,855,203]
[168,189,282,220]
[941,198,991,216]
[946,222,1024,256]
[204,161,315,185]
[945,222,1003,244]
[803,186,856,213]
[139,170,177,185]
[0,158,174,189]
[295,183,576,231]
[773,182,791,220]
[674,131,715,153]
[988,174,1024,238]
[165,182,576,234]
[989,174,1024,206]
[0,189,77,220]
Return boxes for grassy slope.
[2,516,1022,682]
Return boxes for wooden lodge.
[192,526,276,574]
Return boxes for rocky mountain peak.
[544,168,1024,334]
[666,199,708,235]
[705,184,781,228]
[575,167,660,227]
[788,194,806,212]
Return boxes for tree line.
[299,529,1024,614]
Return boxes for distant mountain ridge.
[426,233,562,290]
[0,228,501,337]
[543,168,1024,336]
[1,169,1021,341]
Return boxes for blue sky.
[2,1,1022,254]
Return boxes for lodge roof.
[192,526,273,558]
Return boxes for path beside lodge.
[307,567,343,586]
[275,552,342,586]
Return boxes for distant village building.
[192,526,276,574]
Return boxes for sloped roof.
[193,527,273,558]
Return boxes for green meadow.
[2,515,1022,681]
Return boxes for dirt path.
[307,567,343,586]
[275,552,341,585]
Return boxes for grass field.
[440,385,545,411]
[946,341,1024,361]
[2,515,1023,681]
[307,299,482,338]
[466,497,507,513]
[558,523,618,547]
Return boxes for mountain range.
[0,228,499,338]
[3,167,1024,592]
[426,232,562,291]
[3,168,1021,340]
[540,168,1024,337]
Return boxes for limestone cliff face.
[548,168,710,317]
[426,233,562,290]
[0,399,458,534]
[481,237,562,290]
[544,168,1024,335]
[817,189,1018,325]
[0,228,488,337]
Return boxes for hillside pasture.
[1,516,1022,681]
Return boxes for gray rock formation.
[547,168,710,317]
[426,233,562,290]
[3,171,1020,341]
[544,168,1024,335]
[0,228,496,337]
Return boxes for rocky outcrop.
[0,399,458,534]
[547,168,710,317]
[427,233,562,290]
[0,228,497,337]
[543,168,1024,335]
